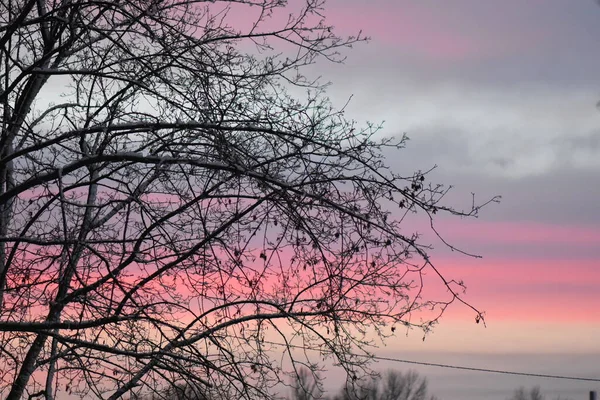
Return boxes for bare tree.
[290,368,323,400]
[328,370,438,400]
[0,0,497,399]
[510,387,545,400]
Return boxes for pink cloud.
[430,257,600,323]
[324,1,545,62]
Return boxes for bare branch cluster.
[0,0,498,399]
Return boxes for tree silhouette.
[0,0,497,399]
[290,368,323,400]
[328,370,438,400]
[508,386,574,400]
[510,387,545,400]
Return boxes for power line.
[370,355,600,383]
[262,340,600,383]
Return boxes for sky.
[303,1,600,399]
[22,2,599,399]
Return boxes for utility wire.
[262,340,600,383]
[370,355,600,383]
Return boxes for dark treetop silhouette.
[0,0,497,399]
[290,368,439,400]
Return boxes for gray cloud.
[307,1,600,232]
[428,168,600,226]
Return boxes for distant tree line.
[131,369,437,400]
[130,371,577,400]
[291,369,438,400]
[508,386,574,400]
